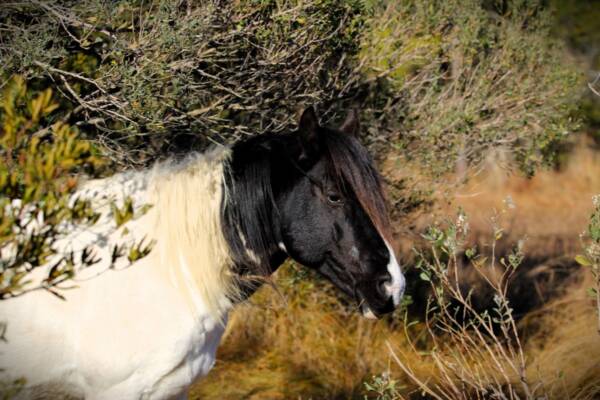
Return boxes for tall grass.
[391,209,599,399]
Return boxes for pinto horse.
[0,107,405,399]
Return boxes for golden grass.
[446,143,600,259]
[192,142,600,399]
[523,271,600,399]
[193,271,599,399]
[191,271,419,399]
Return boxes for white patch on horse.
[278,242,287,253]
[350,246,359,260]
[238,230,261,265]
[383,240,405,306]
[0,147,237,399]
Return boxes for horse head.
[224,107,405,318]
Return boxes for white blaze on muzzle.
[383,240,405,306]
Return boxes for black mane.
[222,133,287,277]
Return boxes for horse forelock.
[322,131,393,244]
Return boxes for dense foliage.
[1,0,366,165]
[1,0,583,172]
[0,77,104,298]
[360,0,582,175]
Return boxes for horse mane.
[147,126,391,315]
[148,147,240,319]
[221,135,280,281]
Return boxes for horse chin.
[361,304,379,320]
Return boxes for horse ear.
[339,109,360,137]
[298,106,319,142]
[297,106,320,160]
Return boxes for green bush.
[1,0,366,165]
[0,76,101,297]
[359,0,583,176]
[1,0,583,174]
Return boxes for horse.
[0,107,406,399]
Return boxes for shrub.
[1,0,583,174]
[1,0,366,165]
[394,210,539,399]
[576,195,600,333]
[389,209,598,400]
[359,0,583,176]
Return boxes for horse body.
[0,108,406,399]
[1,150,232,399]
[1,254,224,399]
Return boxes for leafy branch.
[0,76,151,300]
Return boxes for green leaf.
[575,254,592,266]
[465,246,476,259]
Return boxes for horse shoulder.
[72,260,226,397]
[1,257,226,399]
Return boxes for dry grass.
[386,138,600,259]
[447,142,600,259]
[390,208,600,400]
[388,269,600,400]
[191,269,410,399]
[524,271,600,399]
[192,142,600,399]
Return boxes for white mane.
[146,147,238,319]
[66,146,237,319]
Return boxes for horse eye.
[327,193,343,205]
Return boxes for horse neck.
[148,137,293,309]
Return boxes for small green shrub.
[576,194,600,333]
[363,372,402,400]
[392,210,552,399]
